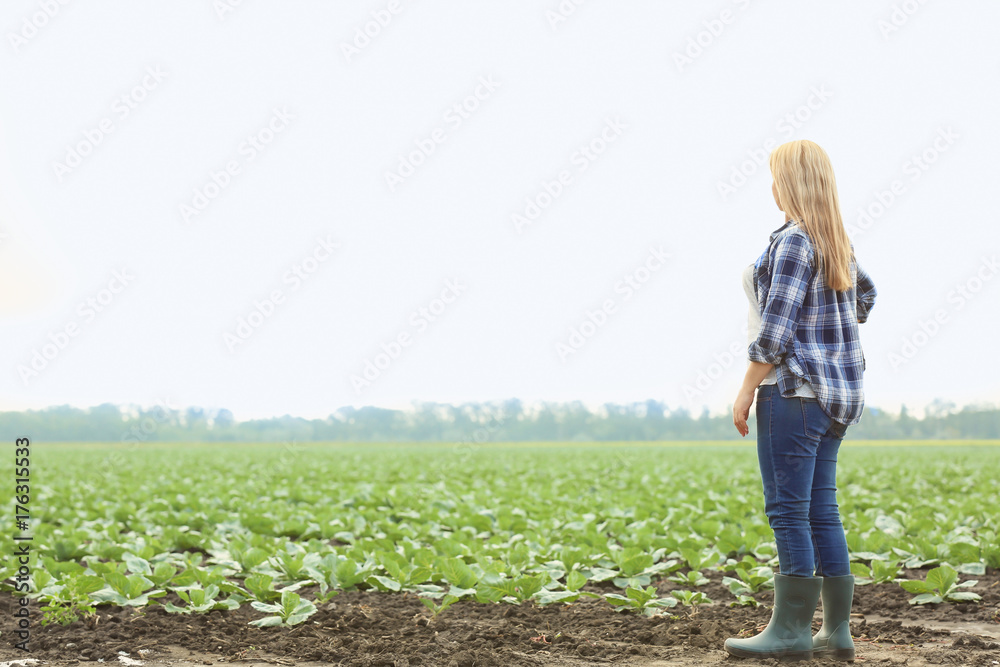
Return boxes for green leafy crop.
[898,564,982,605]
[162,584,242,614]
[850,559,900,586]
[605,585,678,616]
[12,442,1000,623]
[249,589,317,627]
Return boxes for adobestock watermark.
[846,126,958,237]
[555,245,670,362]
[350,278,467,394]
[607,447,634,478]
[545,0,588,31]
[51,65,168,184]
[7,0,72,54]
[511,116,628,235]
[717,85,833,202]
[254,438,305,490]
[121,401,175,445]
[888,254,998,371]
[95,397,179,483]
[454,412,507,462]
[214,0,249,20]
[681,322,750,408]
[877,0,930,40]
[179,106,294,224]
[16,268,135,387]
[384,75,500,193]
[672,0,754,73]
[339,0,415,62]
[224,234,340,352]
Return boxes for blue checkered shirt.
[749,220,877,426]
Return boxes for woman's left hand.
[733,388,755,437]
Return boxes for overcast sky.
[2,0,998,422]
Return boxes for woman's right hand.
[733,388,755,438]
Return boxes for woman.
[726,140,877,662]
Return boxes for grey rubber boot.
[724,573,822,661]
[812,574,856,661]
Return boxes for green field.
[9,441,1000,624]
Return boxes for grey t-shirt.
[742,263,816,397]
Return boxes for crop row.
[5,442,998,625]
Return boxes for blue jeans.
[755,383,851,577]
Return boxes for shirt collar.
[769,219,797,243]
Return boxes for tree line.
[2,398,998,442]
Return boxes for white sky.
[1,0,998,422]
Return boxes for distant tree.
[214,408,234,429]
[0,398,997,442]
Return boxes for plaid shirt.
[749,219,877,426]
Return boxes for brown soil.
[2,569,998,666]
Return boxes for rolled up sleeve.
[855,260,877,324]
[748,233,813,365]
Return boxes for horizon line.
[3,396,997,423]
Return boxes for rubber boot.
[812,574,856,661]
[724,573,822,661]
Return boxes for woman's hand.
[733,387,755,437]
[734,362,772,437]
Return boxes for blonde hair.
[769,140,854,292]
